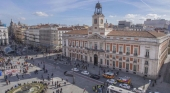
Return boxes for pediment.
[88,33,104,39]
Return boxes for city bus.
[106,85,135,93]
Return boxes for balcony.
[113,51,116,53]
[80,46,83,48]
[126,52,130,55]
[145,55,149,58]
[119,51,122,54]
[134,53,138,56]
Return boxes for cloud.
[125,14,139,19]
[109,15,116,18]
[18,17,26,20]
[146,14,161,19]
[33,12,48,17]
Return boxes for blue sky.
[0,0,170,26]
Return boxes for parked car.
[90,74,100,80]
[119,83,131,89]
[71,68,79,72]
[106,79,117,85]
[64,71,73,77]
[81,71,89,75]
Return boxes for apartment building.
[0,20,8,46]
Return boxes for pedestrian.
[9,80,10,84]
[83,88,86,93]
[60,88,62,93]
[55,82,56,87]
[29,73,31,77]
[22,74,24,78]
[155,80,157,84]
[62,78,63,81]
[52,81,53,85]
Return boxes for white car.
[81,71,89,75]
[71,68,79,72]
[106,79,117,85]
[119,83,131,89]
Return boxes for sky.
[0,0,170,26]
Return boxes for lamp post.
[72,60,75,84]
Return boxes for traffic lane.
[35,57,134,91]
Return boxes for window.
[72,42,75,46]
[119,62,122,68]
[112,55,115,59]
[144,67,148,74]
[85,42,87,47]
[145,61,149,65]
[76,41,79,46]
[100,59,103,64]
[126,58,129,62]
[106,55,109,58]
[134,48,138,56]
[133,65,136,71]
[126,47,130,55]
[100,43,103,50]
[90,42,92,48]
[134,59,137,63]
[80,42,82,47]
[119,57,122,61]
[107,44,110,51]
[119,46,123,54]
[100,19,103,24]
[126,63,129,70]
[145,49,149,57]
[107,60,109,66]
[113,61,115,68]
[94,19,97,24]
[85,56,87,61]
[113,46,116,53]
[94,43,97,49]
[90,57,92,62]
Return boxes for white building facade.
[0,23,9,46]
[62,2,169,79]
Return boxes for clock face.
[94,19,97,24]
[101,19,103,24]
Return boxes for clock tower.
[92,2,105,30]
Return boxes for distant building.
[0,20,9,45]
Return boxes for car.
[119,83,131,89]
[71,68,79,72]
[102,72,114,79]
[90,74,100,80]
[81,71,89,75]
[64,71,73,77]
[106,79,117,85]
[117,76,131,84]
[132,88,143,93]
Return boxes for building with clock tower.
[62,2,169,79]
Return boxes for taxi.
[102,72,114,79]
[117,76,131,84]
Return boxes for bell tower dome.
[92,2,105,30]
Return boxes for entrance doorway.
[94,54,98,66]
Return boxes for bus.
[106,85,135,93]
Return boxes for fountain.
[8,83,45,93]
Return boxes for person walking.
[55,82,57,87]
[83,88,86,93]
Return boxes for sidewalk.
[147,55,170,93]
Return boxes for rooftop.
[65,30,88,35]
[107,31,166,38]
